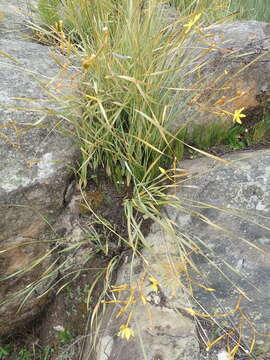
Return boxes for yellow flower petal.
[149,277,159,293]
[183,13,201,34]
[233,107,246,124]
[117,324,135,341]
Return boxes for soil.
[1,257,108,359]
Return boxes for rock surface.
[91,149,270,359]
[87,225,200,360]
[0,0,36,40]
[0,0,79,336]
[163,149,270,354]
[168,21,270,130]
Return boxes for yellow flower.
[149,277,159,293]
[117,324,135,341]
[183,13,201,34]
[233,107,246,124]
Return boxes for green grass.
[0,342,56,360]
[229,0,270,22]
[57,329,74,345]
[184,112,270,150]
[0,345,52,360]
[0,345,11,360]
[171,0,270,22]
[38,0,62,25]
[36,0,253,185]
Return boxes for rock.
[90,150,270,357]
[162,149,270,354]
[167,21,270,131]
[0,0,37,40]
[87,223,200,360]
[0,0,80,336]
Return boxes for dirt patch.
[36,257,109,359]
[1,256,107,359]
[80,168,132,241]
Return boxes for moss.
[79,190,105,214]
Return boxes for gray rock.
[0,0,80,336]
[0,0,37,40]
[167,21,270,131]
[162,150,270,354]
[87,228,200,360]
[84,147,270,358]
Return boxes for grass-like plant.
[229,0,270,22]
[38,0,62,25]
[4,0,269,357]
[172,0,270,22]
[35,0,199,186]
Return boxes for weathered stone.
[88,224,200,360]
[0,0,80,336]
[162,150,270,354]
[89,149,270,357]
[0,0,37,40]
[168,21,270,131]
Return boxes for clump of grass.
[22,0,270,357]
[39,0,200,186]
